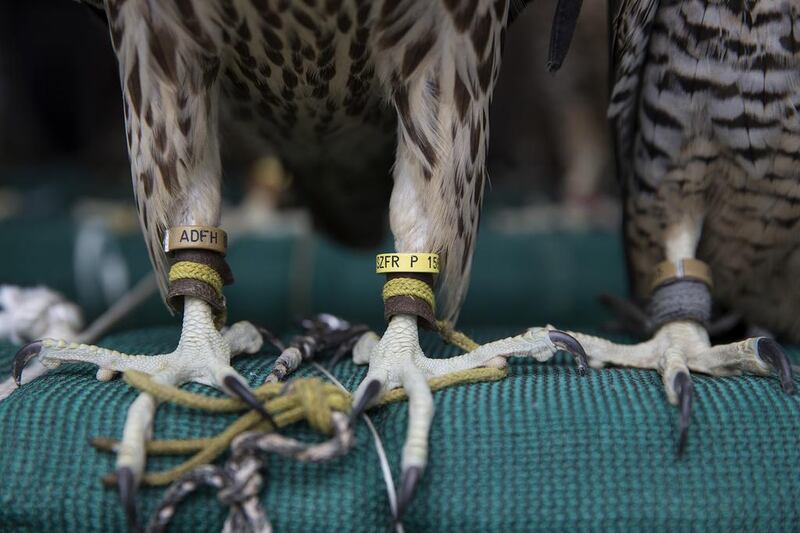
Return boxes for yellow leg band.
[376,253,440,274]
[169,261,224,296]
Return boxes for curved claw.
[117,466,141,532]
[548,330,588,375]
[253,324,285,352]
[12,341,43,386]
[756,337,796,395]
[673,371,693,457]
[395,465,422,523]
[223,375,275,427]
[350,379,382,424]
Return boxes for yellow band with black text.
[376,253,439,274]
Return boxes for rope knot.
[292,379,334,434]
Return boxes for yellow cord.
[94,366,506,486]
[94,265,491,487]
[436,321,480,352]
[382,276,479,352]
[382,277,435,311]
[169,261,224,296]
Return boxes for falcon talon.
[116,466,141,533]
[673,371,693,457]
[547,330,589,375]
[350,378,382,425]
[755,338,796,395]
[12,340,43,385]
[222,375,274,426]
[396,465,423,522]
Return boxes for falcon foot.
[148,411,354,533]
[558,321,795,455]
[12,297,279,529]
[350,314,587,522]
[264,314,368,384]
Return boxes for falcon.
[12,0,587,526]
[561,0,798,452]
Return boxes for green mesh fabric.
[1,328,798,531]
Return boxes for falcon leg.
[350,315,587,521]
[355,1,591,520]
[564,323,794,450]
[10,6,279,529]
[559,219,795,454]
[12,298,271,529]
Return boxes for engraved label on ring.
[165,226,228,254]
[375,253,440,274]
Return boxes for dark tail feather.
[547,0,585,72]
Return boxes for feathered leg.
[12,2,273,527]
[348,1,587,522]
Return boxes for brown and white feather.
[101,0,509,325]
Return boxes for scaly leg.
[13,298,272,528]
[562,323,794,453]
[11,4,274,527]
[350,317,587,520]
[558,218,795,453]
[356,1,594,521]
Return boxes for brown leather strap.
[172,249,234,285]
[166,249,233,324]
[168,278,226,315]
[383,272,436,329]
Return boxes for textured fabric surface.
[1,328,799,531]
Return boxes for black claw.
[548,330,588,376]
[350,379,382,424]
[253,324,285,352]
[116,466,141,532]
[396,466,422,522]
[12,341,43,386]
[673,371,694,457]
[756,337,796,395]
[223,375,275,427]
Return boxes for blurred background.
[0,0,625,338]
